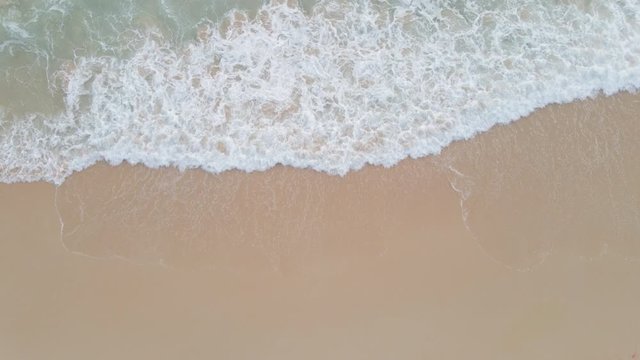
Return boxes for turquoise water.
[0,0,277,113]
[1,0,639,183]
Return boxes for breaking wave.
[1,0,639,184]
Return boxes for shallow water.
[1,0,639,183]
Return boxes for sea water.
[1,0,639,184]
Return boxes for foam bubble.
[1,0,640,184]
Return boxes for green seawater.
[0,0,321,115]
[2,0,638,184]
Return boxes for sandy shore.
[1,92,640,359]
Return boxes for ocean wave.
[1,0,639,184]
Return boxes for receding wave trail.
[1,0,639,184]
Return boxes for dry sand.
[1,92,640,359]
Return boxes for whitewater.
[1,0,639,184]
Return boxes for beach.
[2,0,640,358]
[1,92,639,359]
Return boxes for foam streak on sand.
[1,0,639,184]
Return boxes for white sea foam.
[1,0,639,184]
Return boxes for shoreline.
[5,88,638,187]
[1,92,640,359]
[4,91,640,269]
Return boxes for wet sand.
[1,92,640,359]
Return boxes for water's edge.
[1,0,639,184]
